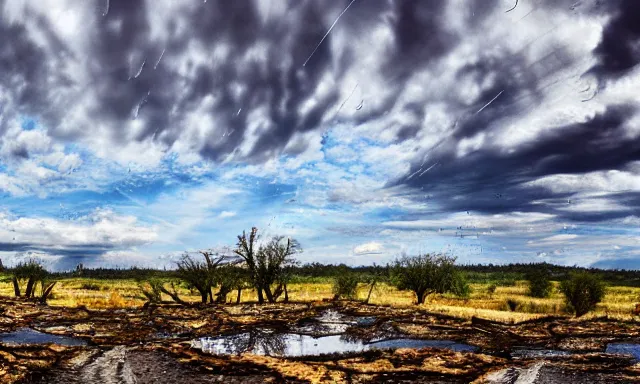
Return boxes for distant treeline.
[20,261,640,286]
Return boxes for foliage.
[560,272,606,317]
[526,266,553,298]
[487,284,497,296]
[12,259,48,298]
[215,264,251,304]
[10,259,56,304]
[175,251,229,303]
[138,279,164,304]
[332,272,359,300]
[391,254,470,304]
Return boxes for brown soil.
[0,297,639,383]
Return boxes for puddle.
[293,309,374,335]
[511,347,571,359]
[605,343,640,360]
[192,329,476,357]
[0,328,87,346]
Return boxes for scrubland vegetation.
[1,227,639,323]
[0,260,640,322]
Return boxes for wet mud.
[0,298,638,383]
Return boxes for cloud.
[0,208,158,255]
[0,1,639,268]
[218,211,237,219]
[353,241,383,255]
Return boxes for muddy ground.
[0,297,639,383]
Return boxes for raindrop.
[134,58,146,78]
[154,49,165,69]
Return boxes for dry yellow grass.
[1,278,638,322]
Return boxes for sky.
[1,0,640,270]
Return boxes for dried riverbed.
[0,297,639,383]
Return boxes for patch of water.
[605,343,640,360]
[192,329,476,357]
[0,328,87,346]
[293,309,373,335]
[511,348,571,359]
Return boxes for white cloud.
[0,209,158,249]
[218,211,237,219]
[524,170,640,194]
[353,241,383,255]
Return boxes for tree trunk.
[283,284,289,303]
[256,285,265,304]
[236,288,242,304]
[39,282,56,305]
[215,285,231,304]
[264,285,275,303]
[25,278,35,298]
[12,277,20,297]
[416,290,426,304]
[159,284,191,306]
[200,290,208,304]
[365,281,376,304]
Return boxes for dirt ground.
[1,297,639,383]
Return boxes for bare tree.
[234,228,265,303]
[234,228,300,304]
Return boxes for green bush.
[332,273,359,300]
[526,267,552,298]
[391,254,469,304]
[560,272,606,317]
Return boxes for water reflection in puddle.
[511,347,571,359]
[192,329,476,357]
[0,328,87,346]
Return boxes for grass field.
[2,275,638,322]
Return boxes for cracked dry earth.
[0,297,639,383]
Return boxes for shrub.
[506,299,518,312]
[487,284,497,296]
[560,272,606,317]
[80,283,101,291]
[526,267,552,298]
[332,273,359,300]
[11,259,55,303]
[391,254,469,304]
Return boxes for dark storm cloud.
[590,0,640,79]
[398,104,640,221]
[0,0,502,163]
[0,241,112,256]
[388,0,640,223]
[2,0,639,226]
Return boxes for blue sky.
[1,0,640,270]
